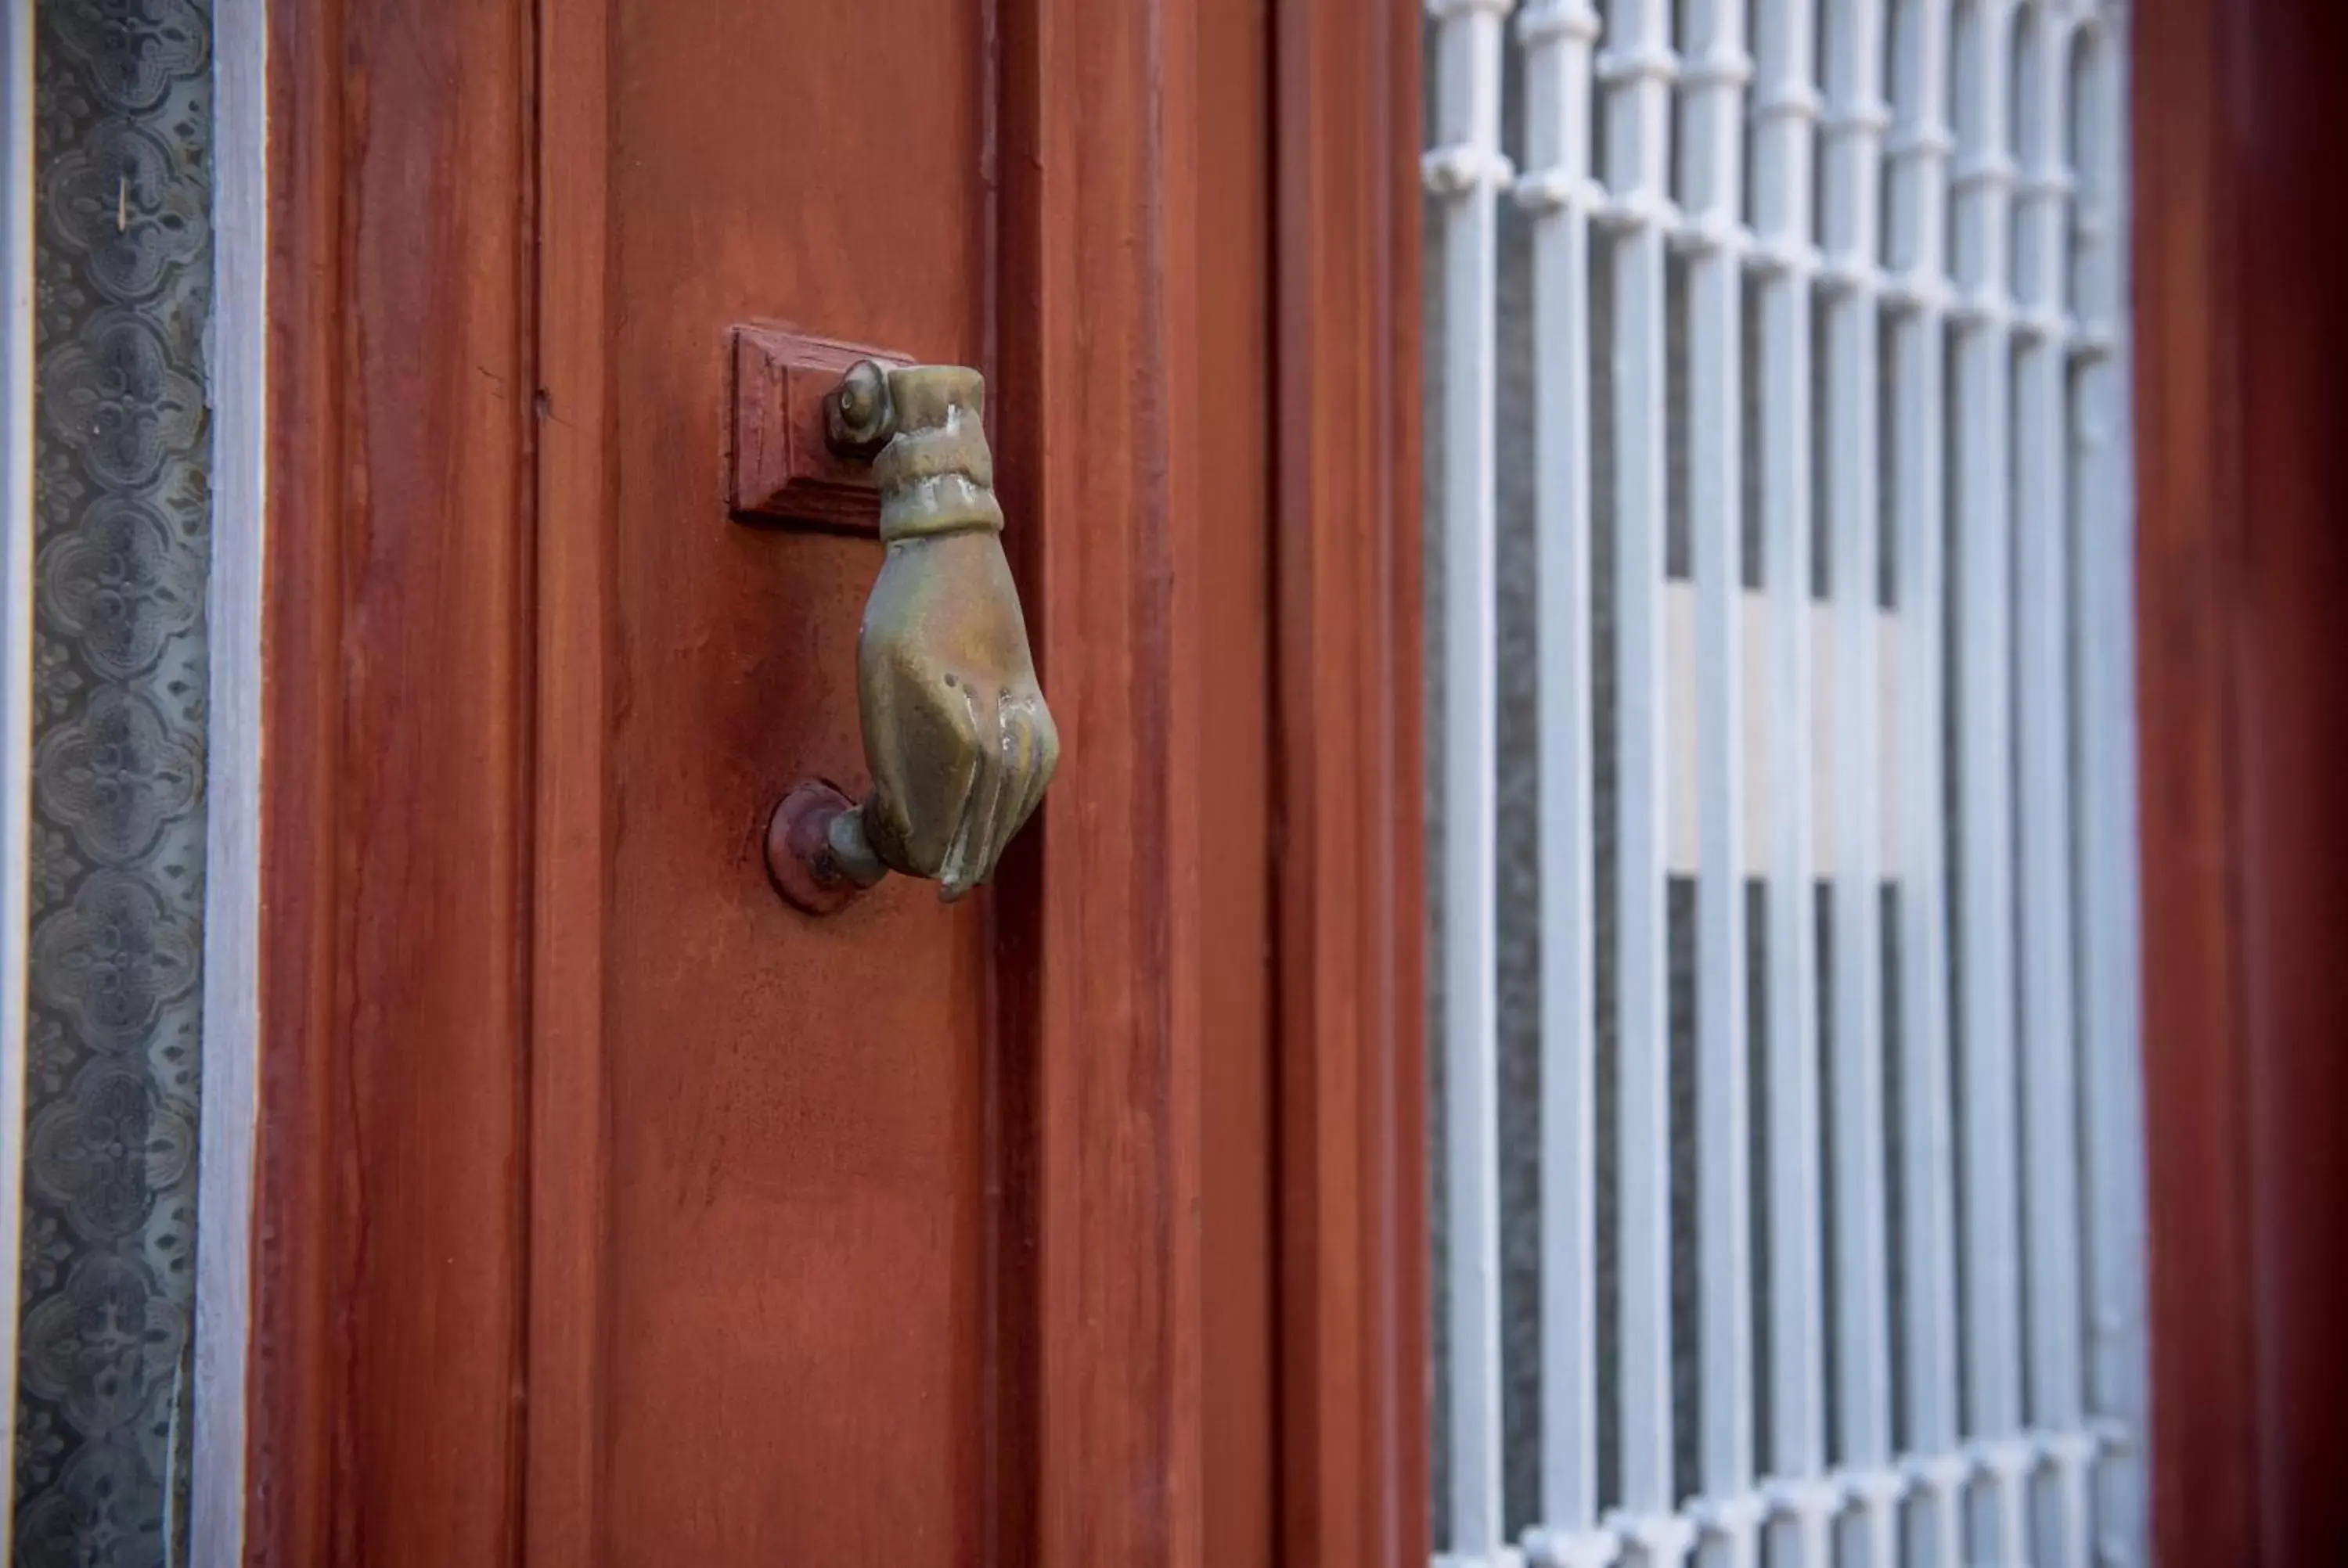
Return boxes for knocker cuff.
[873,368,1005,542]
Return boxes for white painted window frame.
[194,0,268,1563]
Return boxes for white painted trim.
[0,1,39,1551]
[194,0,267,1560]
[1597,0,1679,1536]
[1515,0,1602,1539]
[1818,6,1899,1552]
[1426,0,1515,1553]
[1680,0,1755,1536]
[1887,9,1964,1567]
[2073,23,2150,1567]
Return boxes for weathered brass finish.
[823,358,897,459]
[765,780,885,915]
[765,361,1057,912]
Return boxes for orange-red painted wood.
[572,5,996,1563]
[524,0,615,1559]
[248,2,1423,1563]
[1193,1,1279,1564]
[1271,4,1429,1566]
[248,2,535,1563]
[992,2,1212,1561]
[2136,2,2348,1563]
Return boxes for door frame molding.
[2135,2,2348,1560]
[1269,2,1428,1564]
[248,0,538,1560]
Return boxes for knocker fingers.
[986,693,1055,883]
[938,676,1008,902]
[980,697,1045,888]
[960,688,1031,896]
[1017,700,1057,837]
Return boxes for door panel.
[596,3,991,1561]
[250,1,1424,1563]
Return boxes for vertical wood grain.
[1680,1,1754,1544]
[2137,2,2348,1564]
[242,5,1418,1564]
[2132,0,2254,1556]
[1422,0,1511,1549]
[1194,0,1278,1563]
[592,2,993,1559]
[994,1,1206,1563]
[249,0,535,1562]
[1273,2,1428,1566]
[524,0,614,1559]
[2209,8,2348,1552]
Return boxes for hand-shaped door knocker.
[765,361,1059,914]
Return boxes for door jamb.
[1270,3,1430,1564]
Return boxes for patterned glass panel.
[17,1,213,1561]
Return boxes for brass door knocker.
[763,359,1058,914]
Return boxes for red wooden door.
[547,0,1002,1555]
[244,2,1422,1566]
[2136,4,2348,1562]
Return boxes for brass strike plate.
[726,325,910,531]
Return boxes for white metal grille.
[1423,2,2143,1566]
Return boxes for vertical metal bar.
[2068,20,2148,1568]
[1818,2,1898,1562]
[1425,1,1518,1556]
[1884,2,1967,1565]
[1679,2,1756,1562]
[1748,0,1835,1563]
[2011,10,2090,1568]
[1950,1,2030,1560]
[1518,8,1609,1559]
[1597,5,1691,1565]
